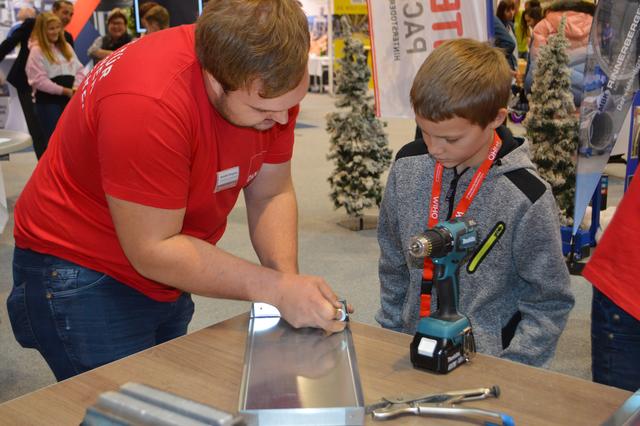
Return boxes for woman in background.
[494,0,518,71]
[87,8,132,62]
[25,12,84,152]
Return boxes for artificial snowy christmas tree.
[524,16,579,226]
[326,16,391,230]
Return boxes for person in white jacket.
[26,11,85,153]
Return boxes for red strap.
[420,131,502,317]
[420,294,432,317]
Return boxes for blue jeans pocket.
[45,266,108,298]
[45,267,109,360]
[6,281,38,349]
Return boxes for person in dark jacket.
[494,0,518,71]
[0,0,74,159]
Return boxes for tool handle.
[486,413,516,426]
[432,265,461,321]
[416,406,514,425]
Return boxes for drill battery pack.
[410,323,475,374]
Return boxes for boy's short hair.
[144,5,169,30]
[195,0,309,99]
[139,1,160,18]
[410,39,512,128]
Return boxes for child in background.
[521,6,543,86]
[376,39,574,367]
[26,12,85,152]
[515,0,541,60]
[141,5,170,34]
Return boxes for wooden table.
[0,314,631,425]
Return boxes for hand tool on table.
[408,217,479,373]
[366,385,514,425]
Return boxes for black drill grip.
[432,265,463,322]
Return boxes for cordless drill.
[408,217,479,374]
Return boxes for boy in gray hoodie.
[376,39,574,367]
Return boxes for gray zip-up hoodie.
[376,126,574,367]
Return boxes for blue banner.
[574,0,640,234]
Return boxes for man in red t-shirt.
[7,0,348,381]
[583,175,640,392]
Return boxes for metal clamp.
[366,386,514,425]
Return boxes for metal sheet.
[238,304,365,426]
[602,390,640,426]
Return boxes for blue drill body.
[409,217,479,373]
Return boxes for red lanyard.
[420,132,502,316]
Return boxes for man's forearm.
[245,185,299,274]
[132,232,288,305]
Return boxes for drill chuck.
[409,228,452,258]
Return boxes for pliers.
[365,385,515,425]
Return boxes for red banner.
[66,0,100,39]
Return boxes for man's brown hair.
[195,0,310,98]
[410,39,512,128]
[52,0,73,12]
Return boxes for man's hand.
[274,273,350,334]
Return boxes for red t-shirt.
[14,25,298,301]
[583,175,640,321]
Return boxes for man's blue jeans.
[591,287,640,392]
[7,247,194,381]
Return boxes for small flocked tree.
[326,16,392,230]
[524,16,579,226]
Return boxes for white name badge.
[214,166,240,193]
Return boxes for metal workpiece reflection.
[239,304,365,425]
